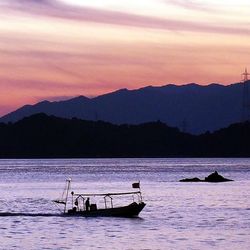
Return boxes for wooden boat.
[54,179,146,217]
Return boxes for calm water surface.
[0,158,249,250]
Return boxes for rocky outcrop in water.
[179,171,233,182]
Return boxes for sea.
[0,158,249,250]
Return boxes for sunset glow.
[0,0,250,115]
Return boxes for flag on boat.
[132,182,140,189]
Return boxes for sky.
[0,0,250,116]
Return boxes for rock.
[204,171,233,182]
[179,171,233,182]
[179,177,202,182]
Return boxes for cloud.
[163,0,214,12]
[2,0,250,36]
[0,78,80,90]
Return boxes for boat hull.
[67,202,146,217]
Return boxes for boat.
[53,179,146,217]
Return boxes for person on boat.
[85,198,90,211]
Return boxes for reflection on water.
[0,158,250,249]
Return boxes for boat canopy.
[71,191,141,197]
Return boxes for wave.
[0,212,63,217]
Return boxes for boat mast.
[64,178,71,213]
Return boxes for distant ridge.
[0,82,247,134]
[0,113,250,158]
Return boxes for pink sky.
[0,0,250,116]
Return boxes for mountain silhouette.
[1,113,250,158]
[0,82,247,134]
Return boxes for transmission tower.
[242,68,250,122]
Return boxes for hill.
[0,113,250,158]
[0,82,247,134]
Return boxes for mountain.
[0,113,192,158]
[0,113,250,158]
[0,82,247,134]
